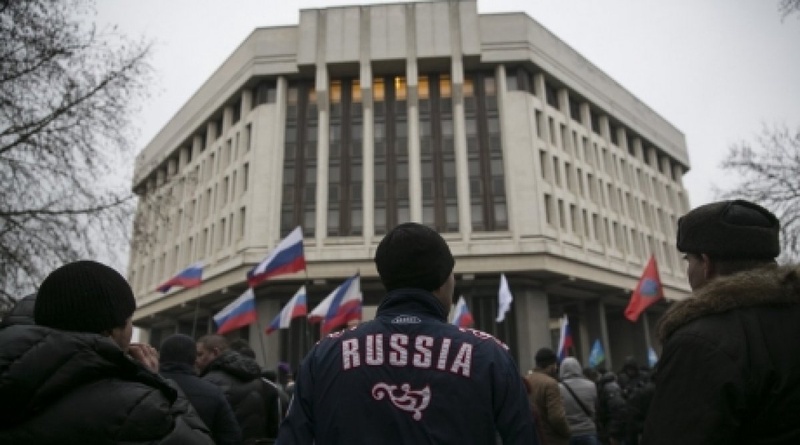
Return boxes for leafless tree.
[779,0,800,20]
[716,124,800,261]
[0,0,153,308]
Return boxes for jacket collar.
[658,264,800,342]
[376,288,449,322]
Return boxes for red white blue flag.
[625,255,664,322]
[213,288,257,335]
[556,315,573,362]
[451,296,474,328]
[156,262,203,293]
[308,274,362,335]
[265,286,308,335]
[247,227,306,288]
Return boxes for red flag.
[625,255,664,322]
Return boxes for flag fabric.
[247,227,306,288]
[588,339,606,368]
[308,274,362,335]
[648,346,659,368]
[265,286,308,335]
[625,255,665,322]
[451,296,474,328]
[556,315,574,362]
[496,274,513,323]
[156,262,203,293]
[213,288,257,335]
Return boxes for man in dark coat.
[643,200,800,444]
[160,333,242,445]
[0,260,213,444]
[277,222,539,444]
[197,333,282,444]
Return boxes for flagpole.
[641,309,653,353]
[190,285,201,338]
[302,268,312,362]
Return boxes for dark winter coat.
[643,264,800,445]
[596,373,626,442]
[0,325,214,444]
[161,362,242,445]
[201,350,282,444]
[277,288,539,445]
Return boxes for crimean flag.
[247,227,306,288]
[265,286,308,335]
[451,296,474,328]
[588,339,606,368]
[213,288,257,335]
[308,274,362,335]
[156,262,203,293]
[625,255,664,322]
[556,315,573,362]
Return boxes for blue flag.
[648,346,659,368]
[588,339,605,368]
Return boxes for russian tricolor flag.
[308,274,362,335]
[213,288,257,335]
[247,227,306,288]
[265,286,308,335]
[556,315,574,362]
[451,296,474,328]
[156,262,203,293]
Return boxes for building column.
[361,63,375,243]
[515,287,552,373]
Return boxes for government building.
[129,0,692,373]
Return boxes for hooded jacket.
[201,350,282,443]
[277,288,539,445]
[558,357,597,437]
[0,325,214,444]
[643,265,800,445]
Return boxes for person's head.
[559,357,583,379]
[160,334,197,367]
[196,334,229,372]
[34,261,136,350]
[534,347,558,377]
[229,338,256,359]
[676,199,779,290]
[622,356,639,378]
[374,222,456,314]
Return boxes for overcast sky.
[95,0,800,208]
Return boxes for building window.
[281,81,318,236]
[328,78,363,236]
[420,73,458,233]
[464,71,507,232]
[374,75,410,235]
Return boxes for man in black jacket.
[277,222,539,444]
[643,200,800,444]
[197,333,282,444]
[160,333,242,445]
[0,260,213,444]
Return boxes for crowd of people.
[0,199,797,444]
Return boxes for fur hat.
[160,334,197,365]
[676,200,780,259]
[374,223,455,292]
[35,260,136,333]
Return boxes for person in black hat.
[524,348,570,445]
[160,334,242,445]
[643,200,800,444]
[0,260,213,444]
[278,222,540,445]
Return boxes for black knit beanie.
[160,334,197,365]
[374,222,455,291]
[676,199,780,259]
[35,260,136,333]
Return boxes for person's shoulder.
[452,327,510,351]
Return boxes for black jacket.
[161,362,242,445]
[0,325,214,444]
[643,264,800,445]
[277,288,539,445]
[202,350,282,443]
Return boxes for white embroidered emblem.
[371,383,431,420]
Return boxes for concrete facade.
[130,1,691,374]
